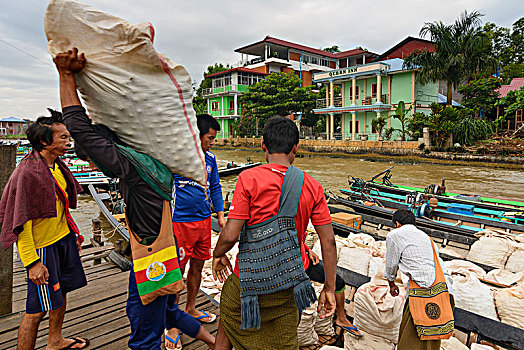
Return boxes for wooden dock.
[0,259,220,350]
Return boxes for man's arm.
[209,155,225,228]
[17,221,49,285]
[212,218,244,282]
[384,235,401,296]
[314,223,337,318]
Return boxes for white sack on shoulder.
[451,269,498,321]
[45,0,206,185]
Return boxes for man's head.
[262,116,299,159]
[392,209,416,228]
[26,109,70,156]
[197,114,220,153]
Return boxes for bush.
[424,148,431,155]
[418,143,426,150]
[452,118,493,146]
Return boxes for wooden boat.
[218,161,262,177]
[350,166,524,210]
[88,183,129,242]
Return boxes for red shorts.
[172,217,212,271]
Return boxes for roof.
[205,67,269,79]
[235,36,378,59]
[497,77,524,98]
[374,36,434,62]
[438,93,462,107]
[0,117,27,123]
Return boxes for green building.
[202,68,268,138]
[312,58,439,141]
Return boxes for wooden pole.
[0,145,16,316]
[91,219,103,265]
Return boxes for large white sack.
[443,259,486,279]
[297,304,318,347]
[353,275,406,344]
[45,0,206,185]
[485,269,524,286]
[368,256,386,278]
[312,236,347,262]
[505,246,524,273]
[467,235,517,269]
[344,329,395,350]
[440,336,469,350]
[347,233,375,248]
[494,285,524,329]
[338,246,371,276]
[371,240,387,258]
[451,269,498,320]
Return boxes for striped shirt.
[383,224,453,293]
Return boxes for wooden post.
[91,219,103,265]
[0,145,16,316]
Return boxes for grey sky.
[0,0,522,119]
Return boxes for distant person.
[167,114,224,348]
[212,116,337,350]
[53,48,214,350]
[384,209,454,350]
[0,111,88,350]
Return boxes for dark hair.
[196,114,220,137]
[26,109,64,151]
[392,209,416,226]
[74,123,125,161]
[263,116,299,154]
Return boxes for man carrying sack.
[54,48,215,350]
[384,209,454,350]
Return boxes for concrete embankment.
[214,137,524,169]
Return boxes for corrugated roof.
[0,117,26,123]
[205,67,269,79]
[497,77,524,98]
[235,36,378,59]
[373,36,434,62]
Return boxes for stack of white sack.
[443,260,486,279]
[45,0,206,185]
[352,274,407,347]
[450,269,499,320]
[494,284,524,329]
[344,330,395,350]
[297,303,318,347]
[467,229,518,269]
[312,282,335,337]
[312,235,349,262]
[440,336,469,350]
[337,233,375,276]
[484,269,524,286]
[504,240,524,273]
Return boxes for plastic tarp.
[45,0,206,185]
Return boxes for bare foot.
[47,337,89,349]
[187,310,216,323]
[165,328,182,349]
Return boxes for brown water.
[70,149,524,239]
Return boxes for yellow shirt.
[17,163,71,267]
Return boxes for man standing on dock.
[167,114,224,348]
[384,209,454,350]
[53,48,215,349]
[212,116,337,349]
[0,111,88,349]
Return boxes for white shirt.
[383,224,453,293]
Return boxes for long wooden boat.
[218,161,262,177]
[88,183,129,242]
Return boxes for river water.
[70,148,524,240]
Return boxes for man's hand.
[317,288,336,319]
[217,211,226,230]
[28,262,49,285]
[212,255,232,283]
[53,47,86,75]
[76,240,82,253]
[308,249,320,265]
[388,280,399,297]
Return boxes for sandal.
[59,337,90,350]
[164,329,182,349]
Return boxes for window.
[229,100,235,114]
[348,120,359,134]
[348,86,360,100]
[211,101,220,112]
[371,84,377,98]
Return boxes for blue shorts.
[26,232,87,314]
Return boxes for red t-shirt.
[228,163,332,276]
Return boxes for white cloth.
[383,224,453,293]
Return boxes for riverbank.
[214,137,524,169]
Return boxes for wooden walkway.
[0,260,220,350]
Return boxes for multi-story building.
[0,117,27,136]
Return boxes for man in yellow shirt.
[0,111,87,350]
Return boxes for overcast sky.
[0,0,522,119]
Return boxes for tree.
[511,18,524,64]
[391,101,412,140]
[323,45,340,53]
[240,72,317,131]
[371,115,388,138]
[193,63,230,114]
[457,77,501,118]
[404,11,495,106]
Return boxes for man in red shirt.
[212,116,337,350]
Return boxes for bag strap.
[277,166,304,217]
[126,200,172,244]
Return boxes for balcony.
[316,97,343,108]
[316,94,388,109]
[202,84,249,97]
[226,108,246,116]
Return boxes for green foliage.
[384,127,395,141]
[391,101,412,140]
[240,72,318,132]
[371,115,388,137]
[500,63,524,84]
[452,118,493,146]
[231,115,257,137]
[404,11,495,106]
[496,86,524,121]
[408,112,431,140]
[457,77,501,117]
[322,45,340,53]
[193,63,230,114]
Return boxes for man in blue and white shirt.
[166,114,224,349]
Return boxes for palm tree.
[404,11,495,106]
[392,101,412,141]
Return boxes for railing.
[361,94,388,105]
[202,85,249,96]
[315,97,343,108]
[227,108,246,116]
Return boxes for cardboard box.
[331,212,362,229]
